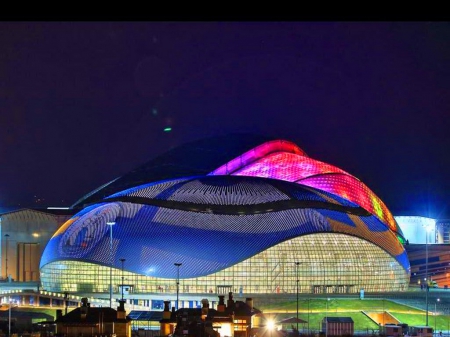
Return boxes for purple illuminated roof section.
[209,140,400,235]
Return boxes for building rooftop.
[324,317,354,323]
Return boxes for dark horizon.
[0,22,449,219]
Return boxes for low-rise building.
[380,323,404,337]
[321,317,354,336]
[160,292,261,337]
[55,298,131,337]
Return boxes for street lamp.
[8,295,11,337]
[447,307,449,337]
[308,298,310,335]
[295,262,300,332]
[64,292,69,315]
[174,263,182,310]
[326,298,330,337]
[4,234,9,280]
[426,225,432,326]
[120,258,126,302]
[435,298,440,333]
[106,221,115,308]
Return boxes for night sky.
[0,22,449,218]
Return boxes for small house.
[381,323,403,337]
[321,317,354,336]
[410,326,433,337]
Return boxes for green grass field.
[259,299,447,332]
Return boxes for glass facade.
[41,233,408,294]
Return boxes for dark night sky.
[0,22,449,218]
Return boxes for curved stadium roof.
[41,175,408,278]
[72,134,402,238]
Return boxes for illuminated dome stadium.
[40,136,410,295]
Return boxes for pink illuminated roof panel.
[209,140,400,235]
[233,152,349,182]
[298,173,397,232]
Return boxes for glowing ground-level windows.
[40,233,409,295]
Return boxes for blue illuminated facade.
[40,175,410,295]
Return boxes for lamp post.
[174,263,182,310]
[308,298,310,335]
[8,295,11,337]
[120,258,126,302]
[426,225,432,326]
[4,234,9,280]
[106,222,115,308]
[447,307,449,337]
[295,262,300,332]
[64,292,69,315]
[326,298,330,337]
[435,298,440,333]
